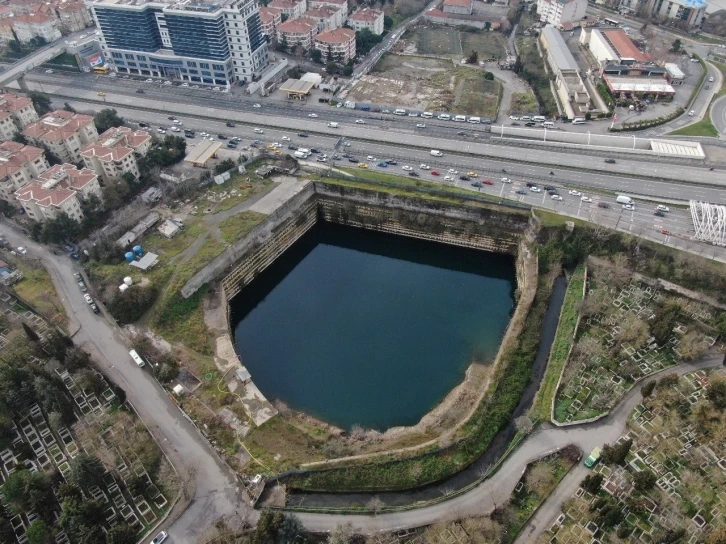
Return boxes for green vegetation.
[509,91,538,115]
[10,258,68,331]
[413,27,462,56]
[219,211,267,244]
[514,36,558,116]
[668,117,719,137]
[94,108,125,133]
[530,264,585,423]
[460,30,507,61]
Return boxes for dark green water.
[230,223,516,430]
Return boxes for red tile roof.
[15,163,96,208]
[306,6,338,18]
[443,0,472,7]
[23,110,94,143]
[0,140,44,180]
[277,17,318,33]
[601,29,651,62]
[81,126,150,162]
[315,27,355,44]
[0,93,33,115]
[348,8,383,22]
[259,7,282,21]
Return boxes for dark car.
[342,153,351,158]
[168,116,176,120]
[457,131,467,136]
[548,189,559,195]
[605,158,616,164]
[482,119,492,124]
[598,202,610,209]
[310,148,320,154]
[654,210,665,217]
[525,121,536,127]
[543,185,555,190]
[408,171,420,177]
[226,121,236,127]
[90,303,100,314]
[218,134,227,140]
[298,133,309,138]
[471,181,483,188]
[516,189,527,195]
[135,89,144,94]
[386,159,397,165]
[185,133,195,138]
[511,122,521,126]
[70,253,79,260]
[226,142,237,148]
[348,157,358,163]
[332,154,341,160]
[526,182,536,188]
[138,122,149,128]
[459,175,470,181]
[288,144,298,150]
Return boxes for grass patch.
[668,117,719,137]
[712,61,726,98]
[11,259,67,331]
[456,76,501,118]
[219,211,268,244]
[510,91,539,115]
[415,27,462,56]
[531,264,585,423]
[515,35,558,116]
[460,31,507,60]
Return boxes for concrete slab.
[239,381,278,426]
[248,176,310,214]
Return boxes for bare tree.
[525,461,555,495]
[515,415,534,434]
[328,523,355,544]
[571,335,605,369]
[366,496,385,515]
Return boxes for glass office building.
[90,0,268,85]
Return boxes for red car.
[431,170,440,176]
[482,179,493,185]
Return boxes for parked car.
[298,133,308,137]
[73,273,82,282]
[226,122,235,127]
[459,175,470,181]
[598,202,610,208]
[377,162,388,167]
[217,134,227,140]
[431,170,440,176]
[471,181,483,188]
[605,158,616,164]
[581,196,592,203]
[16,246,27,255]
[656,205,670,212]
[90,303,100,314]
[482,179,493,185]
[654,210,665,217]
[83,294,93,305]
[408,171,420,177]
[78,281,87,292]
[530,186,541,192]
[151,531,168,544]
[515,189,527,195]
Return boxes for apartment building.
[22,110,99,164]
[277,17,318,49]
[0,93,40,139]
[347,8,384,35]
[259,7,282,38]
[0,141,50,202]
[442,0,473,15]
[308,0,347,27]
[15,164,100,223]
[314,27,355,63]
[305,6,340,31]
[536,0,587,26]
[268,0,307,19]
[90,0,269,85]
[638,0,707,28]
[54,1,94,33]
[11,12,62,43]
[81,126,152,181]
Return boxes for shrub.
[641,381,656,397]
[602,439,632,465]
[107,285,159,324]
[633,469,657,492]
[581,473,603,494]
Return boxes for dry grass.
[11,258,68,331]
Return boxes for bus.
[603,18,619,26]
[92,65,110,74]
[129,350,146,368]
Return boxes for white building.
[314,27,355,63]
[277,17,318,49]
[308,0,347,27]
[347,8,384,35]
[579,28,651,65]
[267,0,307,19]
[540,26,592,119]
[81,126,152,181]
[442,0,473,15]
[10,13,62,44]
[305,6,340,31]
[23,110,99,164]
[640,0,707,28]
[536,0,587,26]
[0,93,39,140]
[0,141,50,202]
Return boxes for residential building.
[347,8,384,35]
[580,28,651,66]
[308,0,347,26]
[0,141,50,202]
[89,0,269,85]
[0,93,39,138]
[442,0,473,15]
[314,27,355,63]
[268,0,307,19]
[277,17,318,49]
[11,13,62,43]
[54,1,94,33]
[14,163,100,222]
[22,110,99,164]
[639,0,707,28]
[259,7,282,38]
[540,26,592,118]
[305,6,340,31]
[536,0,587,26]
[81,126,152,181]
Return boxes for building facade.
[305,6,339,31]
[641,0,706,28]
[11,13,62,43]
[277,17,318,49]
[268,0,307,19]
[90,0,269,85]
[0,141,50,202]
[442,0,473,15]
[259,7,282,38]
[22,110,99,164]
[0,93,40,137]
[308,0,347,26]
[536,0,587,26]
[347,8,384,35]
[580,28,651,65]
[15,164,100,223]
[540,26,592,119]
[81,126,152,181]
[54,1,94,33]
[314,27,355,62]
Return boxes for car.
[543,185,555,191]
[332,154,341,160]
[525,121,536,127]
[355,119,365,124]
[511,122,521,126]
[348,157,358,163]
[431,170,440,176]
[709,76,714,82]
[598,202,610,209]
[444,175,454,181]
[254,128,263,134]
[227,142,238,148]
[656,205,670,212]
[509,115,519,120]
[402,165,413,171]
[316,156,327,162]
[136,89,145,94]
[605,158,616,164]
[151,531,168,544]
[181,82,190,87]
[73,272,82,281]
[482,179,493,185]
[145,78,153,82]
[157,128,166,134]
[548,189,559,195]
[45,69,54,74]
[530,186,541,192]
[357,162,368,169]
[551,194,563,201]
[456,131,466,136]
[420,164,430,170]
[367,155,375,161]
[381,109,391,114]
[386,159,397,165]
[298,133,308,138]
[163,80,171,85]
[90,303,100,314]
[282,136,291,141]
[654,210,665,217]
[584,447,602,469]
[448,169,458,174]
[471,181,483,188]
[623,204,634,210]
[416,123,426,128]
[408,171,420,177]
[408,112,418,117]
[253,103,261,108]
[212,86,221,91]
[690,57,700,63]
[138,122,149,128]
[78,281,87,292]
[226,122,235,127]
[515,189,527,195]
[288,145,298,150]
[568,189,581,196]
[310,148,320,154]
[218,134,227,140]
[501,177,511,183]
[171,126,180,132]
[459,175,470,181]
[526,182,536,188]
[308,113,318,118]
[466,171,477,177]
[581,196,592,203]
[377,161,388,167]
[192,84,200,88]
[688,110,695,116]
[83,294,93,305]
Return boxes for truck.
[430,150,443,157]
[616,195,634,205]
[584,447,602,468]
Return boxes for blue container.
[133,245,143,256]
[125,252,135,262]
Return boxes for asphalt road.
[711,94,726,134]
[0,222,252,544]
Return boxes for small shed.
[129,252,159,270]
[158,219,181,239]
[141,187,162,204]
[279,78,315,99]
[664,63,685,85]
[185,140,222,167]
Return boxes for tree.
[514,415,533,434]
[75,369,105,395]
[343,65,353,76]
[356,28,383,56]
[0,518,14,543]
[581,473,603,494]
[311,48,323,63]
[40,212,81,244]
[94,109,125,133]
[25,520,51,544]
[277,35,288,52]
[214,158,236,175]
[384,15,393,30]
[8,39,21,53]
[602,438,632,465]
[633,469,657,492]
[525,461,555,495]
[650,302,680,346]
[707,377,726,409]
[28,92,52,115]
[12,132,28,144]
[467,50,478,64]
[641,380,656,398]
[106,523,138,544]
[22,321,39,342]
[107,285,159,324]
[366,496,384,514]
[68,454,105,490]
[484,71,495,81]
[127,474,148,497]
[671,38,682,52]
[63,102,76,113]
[328,523,354,544]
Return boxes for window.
[201,70,211,76]
[125,53,134,59]
[187,61,197,67]
[137,55,146,60]
[213,64,224,70]
[200,62,210,69]
[112,52,123,59]
[140,63,148,68]
[189,69,198,74]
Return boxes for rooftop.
[0,141,44,180]
[23,110,94,143]
[280,78,316,94]
[604,75,675,94]
[315,26,355,43]
[597,28,651,63]
[541,26,579,72]
[259,6,281,20]
[348,7,383,21]
[81,126,151,162]
[277,17,318,33]
[443,0,472,6]
[268,0,304,8]
[0,93,34,115]
[15,163,97,208]
[306,6,338,17]
[88,0,242,12]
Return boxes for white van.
[294,150,310,159]
[421,112,433,118]
[533,115,546,122]
[520,116,532,121]
[438,113,451,120]
[543,121,555,128]
[616,195,634,205]
[453,115,466,122]
[468,116,481,124]
[129,350,146,368]
[393,108,406,116]
[430,150,443,157]
[328,122,338,128]
[572,117,586,124]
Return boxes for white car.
[623,204,634,210]
[509,115,519,120]
[45,69,54,74]
[171,126,180,132]
[16,246,27,255]
[416,123,426,128]
[272,142,281,148]
[282,136,291,141]
[355,119,365,124]
[151,531,168,544]
[408,112,418,117]
[253,103,261,108]
[448,169,458,174]
[254,128,264,134]
[501,177,511,183]
[656,205,670,212]
[568,189,581,196]
[367,155,375,161]
[181,82,189,87]
[581,196,592,203]
[530,186,542,192]
[551,194,563,201]
[688,110,695,116]
[172,120,182,125]
[213,86,221,91]
[308,113,319,118]
[420,164,431,170]
[145,78,153,82]
[157,128,166,134]
[402,165,413,171]
[200,132,207,136]
[444,175,454,182]
[163,81,171,85]
[709,76,714,82]
[84,294,93,305]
